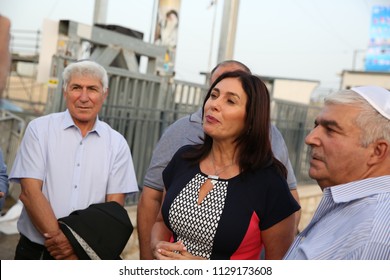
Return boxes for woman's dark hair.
[184,70,287,178]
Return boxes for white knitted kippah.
[351,85,390,120]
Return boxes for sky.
[1,0,389,90]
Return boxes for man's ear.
[367,140,389,165]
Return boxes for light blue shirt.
[284,176,390,259]
[0,99,23,112]
[9,110,138,244]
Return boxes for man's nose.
[79,87,89,100]
[305,127,320,146]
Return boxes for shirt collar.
[62,109,103,137]
[189,108,202,124]
[325,175,390,203]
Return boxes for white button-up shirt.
[10,110,138,244]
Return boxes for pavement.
[0,183,322,260]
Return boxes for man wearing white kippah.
[284,85,390,260]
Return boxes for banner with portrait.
[154,0,181,74]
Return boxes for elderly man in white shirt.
[10,60,138,260]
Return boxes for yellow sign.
[48,77,59,88]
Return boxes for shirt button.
[77,163,80,167]
[74,185,77,189]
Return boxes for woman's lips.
[205,115,219,124]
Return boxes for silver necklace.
[208,151,235,180]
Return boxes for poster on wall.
[154,0,181,74]
[365,6,390,72]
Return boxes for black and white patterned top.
[162,145,300,259]
[169,173,228,259]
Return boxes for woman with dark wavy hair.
[152,71,300,260]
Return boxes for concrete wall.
[341,70,390,90]
[272,79,319,105]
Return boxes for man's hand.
[44,230,78,260]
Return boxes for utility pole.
[149,0,159,43]
[208,0,218,71]
[217,0,240,63]
[93,0,108,24]
[352,49,366,70]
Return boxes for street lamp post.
[208,0,218,71]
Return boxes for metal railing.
[0,110,25,170]
[271,100,321,183]
[10,30,40,55]
[0,110,26,200]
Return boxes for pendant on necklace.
[207,175,219,186]
[209,151,234,182]
[208,174,219,180]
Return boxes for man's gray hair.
[325,89,390,147]
[62,60,108,92]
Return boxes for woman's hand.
[153,240,205,260]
